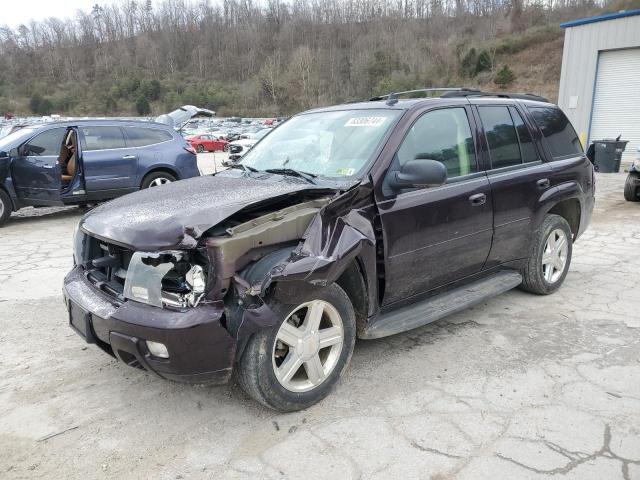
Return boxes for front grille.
[83,236,133,299]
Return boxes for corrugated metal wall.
[557,14,640,152]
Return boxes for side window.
[23,128,66,156]
[125,127,173,147]
[529,106,582,159]
[397,108,477,179]
[510,107,538,163]
[478,106,521,169]
[81,126,126,151]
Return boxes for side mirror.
[388,159,447,190]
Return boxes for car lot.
[1,171,639,479]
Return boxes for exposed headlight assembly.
[123,251,207,309]
[72,223,87,266]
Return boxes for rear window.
[81,126,126,151]
[529,107,582,159]
[125,127,173,147]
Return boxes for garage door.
[590,48,640,165]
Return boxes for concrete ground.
[1,170,639,480]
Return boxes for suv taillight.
[184,145,197,155]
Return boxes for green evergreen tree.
[474,50,492,75]
[135,96,151,115]
[494,65,516,88]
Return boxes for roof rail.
[369,87,474,101]
[369,87,549,103]
[441,90,549,102]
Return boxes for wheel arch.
[140,166,179,187]
[535,182,584,240]
[547,198,581,238]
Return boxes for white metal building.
[558,9,640,165]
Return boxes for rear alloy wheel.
[236,283,356,411]
[0,189,12,227]
[196,144,205,153]
[520,214,573,295]
[624,172,640,202]
[141,172,177,189]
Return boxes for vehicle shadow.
[9,206,85,225]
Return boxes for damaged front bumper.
[63,266,237,384]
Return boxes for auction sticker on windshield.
[345,117,386,127]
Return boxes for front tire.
[0,189,12,227]
[141,171,176,189]
[624,172,640,202]
[520,214,573,295]
[236,283,356,412]
[196,144,205,153]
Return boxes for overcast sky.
[2,0,119,28]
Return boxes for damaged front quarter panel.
[213,184,380,354]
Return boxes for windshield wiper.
[227,163,258,173]
[263,168,317,185]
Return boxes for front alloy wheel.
[273,300,344,393]
[236,283,356,411]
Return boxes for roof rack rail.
[441,90,549,102]
[369,87,474,101]
[369,87,549,103]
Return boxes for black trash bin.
[591,139,628,173]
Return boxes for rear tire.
[236,283,356,412]
[624,172,640,202]
[520,214,573,295]
[141,171,177,189]
[196,144,205,153]
[0,189,12,227]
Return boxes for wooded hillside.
[0,0,636,117]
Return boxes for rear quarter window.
[125,127,173,147]
[529,107,582,159]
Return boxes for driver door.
[11,127,67,205]
[376,106,494,306]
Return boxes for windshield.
[241,109,401,178]
[0,127,37,150]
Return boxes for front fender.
[0,158,19,210]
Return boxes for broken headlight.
[72,222,87,266]
[123,251,207,309]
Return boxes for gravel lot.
[1,170,639,480]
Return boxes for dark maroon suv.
[64,88,594,411]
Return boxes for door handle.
[122,155,136,160]
[537,178,551,190]
[468,193,486,206]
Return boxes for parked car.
[188,134,227,153]
[624,145,640,201]
[64,89,594,411]
[225,129,272,164]
[0,119,200,226]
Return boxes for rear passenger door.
[80,126,138,192]
[474,104,553,268]
[122,126,175,184]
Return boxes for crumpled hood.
[80,175,320,251]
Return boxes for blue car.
[0,119,201,226]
